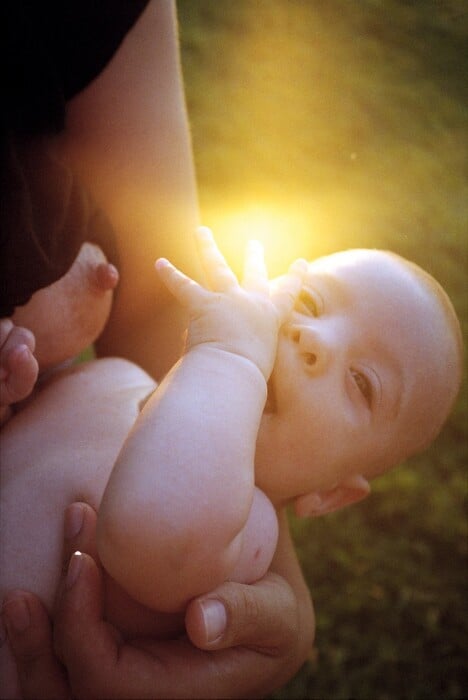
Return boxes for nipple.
[94,262,119,292]
[304,352,317,366]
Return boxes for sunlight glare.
[204,204,316,277]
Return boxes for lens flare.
[203,203,316,277]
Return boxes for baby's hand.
[0,318,39,416]
[155,227,306,379]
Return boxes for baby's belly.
[0,357,184,641]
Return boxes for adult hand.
[3,502,314,699]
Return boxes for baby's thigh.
[1,357,153,605]
[0,358,154,697]
[0,462,71,608]
[0,458,78,698]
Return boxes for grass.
[177,1,468,698]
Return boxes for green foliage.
[178,1,467,697]
[76,345,95,363]
[281,448,468,699]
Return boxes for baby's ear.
[293,475,370,518]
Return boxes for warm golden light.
[203,202,318,277]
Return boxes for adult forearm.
[60,0,201,378]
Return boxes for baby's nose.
[94,262,119,292]
[289,324,330,373]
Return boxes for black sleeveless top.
[0,0,150,316]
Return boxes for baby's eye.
[351,369,373,407]
[295,289,321,317]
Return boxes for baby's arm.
[0,319,38,426]
[98,229,305,612]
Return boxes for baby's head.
[255,249,462,516]
[11,242,118,372]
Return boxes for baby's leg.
[0,358,155,697]
[0,319,38,424]
[0,448,69,698]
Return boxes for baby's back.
[0,358,184,698]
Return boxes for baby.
[96,228,463,612]
[0,229,462,696]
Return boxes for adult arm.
[58,0,201,379]
[2,503,314,699]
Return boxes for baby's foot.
[0,319,39,412]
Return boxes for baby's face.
[255,249,459,507]
[12,243,118,371]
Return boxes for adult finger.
[185,572,298,654]
[61,502,100,570]
[55,502,103,668]
[53,552,122,691]
[0,318,14,346]
[53,553,163,699]
[2,503,100,700]
[2,591,69,699]
[0,323,37,402]
[0,323,35,357]
[0,344,38,405]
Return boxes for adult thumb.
[185,572,299,654]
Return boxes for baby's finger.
[155,258,207,307]
[195,226,238,291]
[271,258,308,321]
[242,240,269,294]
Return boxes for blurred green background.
[177,1,467,698]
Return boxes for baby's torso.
[0,357,185,642]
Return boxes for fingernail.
[64,503,84,540]
[200,599,227,643]
[16,344,31,360]
[2,597,30,633]
[66,552,83,589]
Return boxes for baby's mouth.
[265,376,277,414]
